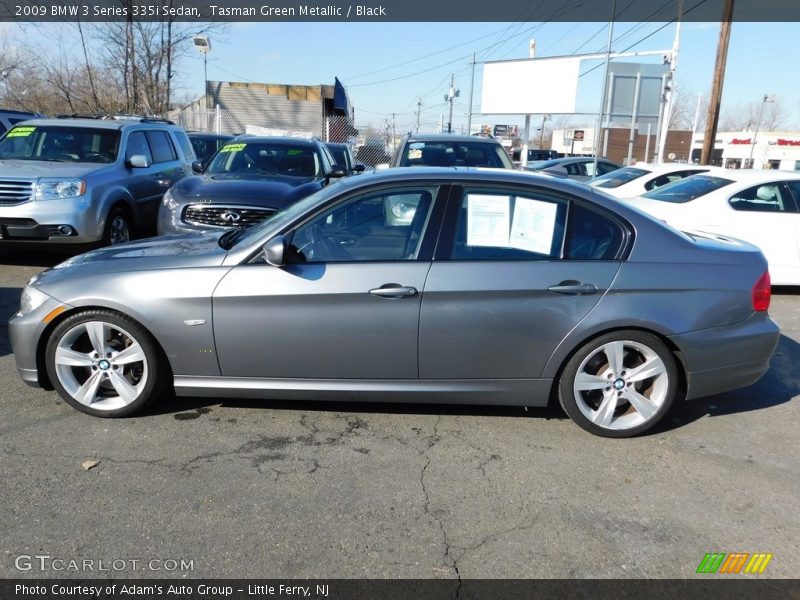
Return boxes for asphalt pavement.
[0,251,798,579]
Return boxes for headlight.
[34,179,86,201]
[162,188,179,210]
[19,286,51,316]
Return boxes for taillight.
[752,271,771,311]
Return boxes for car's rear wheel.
[103,207,132,245]
[45,310,168,417]
[558,330,678,438]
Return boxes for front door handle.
[369,284,418,299]
[548,280,597,295]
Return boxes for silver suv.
[0,116,194,247]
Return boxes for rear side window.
[564,203,626,260]
[172,130,195,162]
[145,130,177,163]
[451,190,567,260]
[125,131,153,163]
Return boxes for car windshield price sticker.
[509,197,557,254]
[6,126,36,138]
[467,194,510,247]
[219,143,246,153]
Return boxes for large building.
[170,78,354,142]
[689,131,800,170]
[549,127,693,165]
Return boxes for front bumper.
[9,294,74,389]
[0,196,102,244]
[670,311,780,400]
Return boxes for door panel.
[213,262,430,379]
[419,261,620,379]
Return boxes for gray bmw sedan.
[10,168,779,437]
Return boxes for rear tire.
[45,309,168,417]
[558,330,678,438]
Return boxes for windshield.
[220,178,348,250]
[399,141,513,168]
[0,125,120,163]
[590,167,650,189]
[206,141,321,177]
[641,175,734,203]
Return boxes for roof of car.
[18,117,180,130]
[187,132,234,139]
[406,133,503,145]
[625,162,709,174]
[324,142,349,149]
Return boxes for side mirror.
[191,160,204,173]
[328,166,347,179]
[263,235,286,267]
[127,154,150,169]
[353,163,366,173]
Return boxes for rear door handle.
[369,284,418,299]
[548,280,597,295]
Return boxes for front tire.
[45,310,168,417]
[558,330,678,438]
[103,207,132,246]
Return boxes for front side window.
[729,182,796,213]
[451,190,566,260]
[0,125,120,163]
[207,142,321,178]
[289,187,438,262]
[145,130,177,163]
[125,131,153,163]
[172,130,195,162]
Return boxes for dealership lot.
[0,252,798,579]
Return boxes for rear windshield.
[206,142,320,177]
[399,141,513,169]
[0,125,120,163]
[590,167,650,189]
[641,175,734,203]
[528,159,562,169]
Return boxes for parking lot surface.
[1,251,798,579]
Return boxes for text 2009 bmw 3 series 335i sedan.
[10,168,779,437]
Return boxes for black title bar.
[2,0,800,22]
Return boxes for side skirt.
[173,376,552,407]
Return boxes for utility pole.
[540,114,549,149]
[466,53,476,134]
[593,0,616,176]
[444,74,459,134]
[701,0,734,165]
[415,99,422,133]
[657,0,683,163]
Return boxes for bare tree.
[719,95,789,132]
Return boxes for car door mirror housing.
[328,166,347,178]
[191,160,204,173]
[354,163,366,173]
[263,235,286,267]
[127,154,150,169]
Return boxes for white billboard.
[481,57,581,114]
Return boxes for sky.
[13,19,800,133]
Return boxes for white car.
[624,169,800,285]
[589,162,710,198]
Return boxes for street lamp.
[748,93,775,168]
[192,35,212,109]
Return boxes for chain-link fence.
[170,101,444,168]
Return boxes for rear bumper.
[670,312,780,401]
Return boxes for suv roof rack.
[55,113,175,125]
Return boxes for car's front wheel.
[103,208,132,245]
[45,310,168,417]
[558,330,678,438]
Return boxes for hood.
[173,173,322,207]
[33,232,228,289]
[0,159,111,179]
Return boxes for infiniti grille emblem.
[220,210,241,223]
